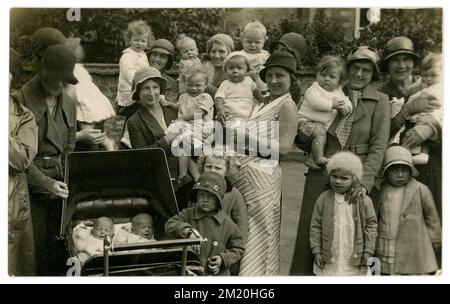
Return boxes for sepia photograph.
[7,4,443,279]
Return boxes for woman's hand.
[401,128,423,148]
[248,70,259,81]
[345,183,367,204]
[405,93,440,115]
[77,129,106,145]
[50,181,69,199]
[314,253,325,268]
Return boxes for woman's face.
[387,54,415,83]
[204,157,228,177]
[266,66,292,97]
[209,43,229,67]
[139,79,161,108]
[149,50,169,71]
[348,61,374,90]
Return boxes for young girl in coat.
[310,151,377,276]
[376,145,441,275]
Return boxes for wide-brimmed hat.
[40,45,78,85]
[259,51,298,83]
[131,66,166,101]
[347,46,380,81]
[222,51,250,72]
[380,37,421,72]
[189,172,227,207]
[149,39,175,70]
[270,32,307,64]
[381,145,419,177]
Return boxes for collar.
[345,82,380,102]
[250,92,290,119]
[193,207,225,224]
[123,47,146,56]
[20,75,73,123]
[381,76,423,99]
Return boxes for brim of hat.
[380,50,421,72]
[131,75,166,101]
[260,65,297,83]
[148,48,174,70]
[382,160,419,178]
[188,187,223,207]
[63,71,78,85]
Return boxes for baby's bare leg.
[311,123,328,165]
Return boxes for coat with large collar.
[377,178,441,274]
[14,75,77,194]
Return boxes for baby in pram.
[73,213,155,262]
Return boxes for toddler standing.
[376,145,441,275]
[310,152,377,276]
[298,56,352,165]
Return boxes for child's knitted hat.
[189,172,227,207]
[382,145,419,177]
[222,51,250,72]
[326,151,363,180]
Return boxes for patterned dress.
[229,93,292,276]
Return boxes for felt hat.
[382,145,419,177]
[347,46,380,81]
[270,32,307,64]
[149,39,175,69]
[40,44,78,85]
[189,172,227,207]
[380,36,421,72]
[259,51,298,83]
[31,27,67,56]
[131,66,166,101]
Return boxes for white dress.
[314,193,367,276]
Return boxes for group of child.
[68,17,442,276]
[310,145,441,276]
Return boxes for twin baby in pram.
[72,213,154,263]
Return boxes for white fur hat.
[326,151,363,180]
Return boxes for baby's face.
[133,217,154,239]
[422,66,441,87]
[92,220,114,239]
[130,34,149,53]
[185,73,207,97]
[316,68,341,92]
[226,56,248,83]
[242,29,265,54]
[178,40,199,60]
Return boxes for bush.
[266,8,442,68]
[10,8,227,63]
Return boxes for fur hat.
[382,145,419,177]
[131,66,166,101]
[326,151,363,180]
[259,51,298,83]
[149,39,175,70]
[189,172,227,207]
[40,45,78,85]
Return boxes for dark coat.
[165,207,245,276]
[291,83,391,275]
[8,96,38,276]
[14,75,77,194]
